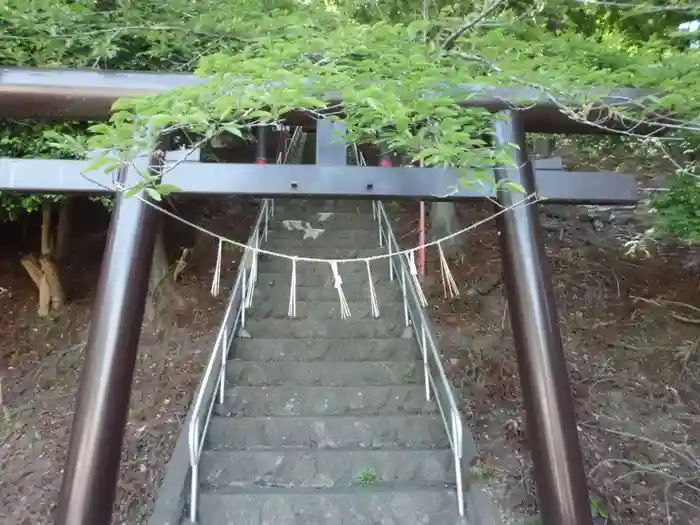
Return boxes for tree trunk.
[41,256,64,310]
[144,222,170,326]
[294,132,309,164]
[21,255,51,317]
[430,201,460,255]
[21,202,66,317]
[533,136,556,158]
[55,197,72,260]
[41,202,52,257]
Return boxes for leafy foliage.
[652,165,700,242]
[0,0,251,70]
[74,2,699,197]
[0,120,89,220]
[3,1,700,243]
[0,0,255,220]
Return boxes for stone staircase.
[195,199,469,524]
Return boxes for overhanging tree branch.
[441,0,507,50]
[572,0,700,13]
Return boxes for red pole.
[419,201,426,277]
[378,143,392,168]
[418,159,426,277]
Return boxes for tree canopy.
[2,1,700,241]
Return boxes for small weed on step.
[357,468,378,488]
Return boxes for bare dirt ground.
[0,196,257,525]
[394,150,700,525]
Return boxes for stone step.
[226,361,424,386]
[273,199,374,213]
[256,247,388,260]
[205,414,448,450]
[234,338,417,362]
[268,213,378,229]
[256,258,394,276]
[216,386,436,417]
[245,319,404,339]
[197,486,464,525]
[265,228,379,243]
[265,238,380,251]
[256,269,387,288]
[253,281,402,302]
[248,299,405,321]
[200,449,454,490]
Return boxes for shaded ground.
[0,196,257,524]
[393,152,700,524]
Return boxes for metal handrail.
[186,128,305,522]
[374,200,466,517]
[186,197,272,522]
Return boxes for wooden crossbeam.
[0,155,638,204]
[0,66,662,134]
[0,157,113,194]
[532,156,564,170]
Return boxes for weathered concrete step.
[197,486,464,525]
[257,258,392,275]
[246,319,404,339]
[269,213,378,229]
[265,238,380,251]
[256,269,386,288]
[257,247,387,259]
[205,414,448,450]
[234,338,417,362]
[265,228,379,242]
[200,449,454,490]
[273,199,374,213]
[226,361,423,386]
[248,300,405,320]
[254,281,402,302]
[266,225,377,234]
[217,386,436,416]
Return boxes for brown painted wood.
[0,66,664,134]
[0,156,639,204]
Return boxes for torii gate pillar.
[494,110,593,525]
[56,165,161,525]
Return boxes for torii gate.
[0,66,651,525]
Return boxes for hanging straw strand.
[366,259,380,318]
[210,238,223,297]
[437,243,460,299]
[288,257,297,318]
[330,261,352,319]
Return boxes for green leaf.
[407,20,430,41]
[85,156,113,172]
[146,187,163,201]
[223,125,244,139]
[501,181,527,194]
[155,184,181,196]
[124,186,141,199]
